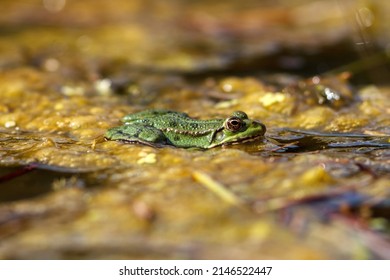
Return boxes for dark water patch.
[0,164,104,203]
[274,191,390,235]
[305,192,390,220]
[0,166,61,202]
[267,129,390,152]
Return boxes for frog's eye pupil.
[231,120,239,126]
[226,117,243,131]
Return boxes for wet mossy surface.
[0,0,389,259]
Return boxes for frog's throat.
[224,134,264,145]
[210,133,264,148]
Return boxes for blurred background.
[0,0,389,82]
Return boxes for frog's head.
[210,111,266,148]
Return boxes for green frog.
[105,109,266,148]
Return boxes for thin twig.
[192,170,244,208]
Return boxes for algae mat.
[0,0,389,259]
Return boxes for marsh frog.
[105,109,266,148]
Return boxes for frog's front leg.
[105,124,169,147]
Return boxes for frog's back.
[122,109,224,137]
[122,109,189,123]
[153,114,223,135]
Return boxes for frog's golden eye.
[225,117,243,132]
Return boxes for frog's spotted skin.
[105,109,266,149]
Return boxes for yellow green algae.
[0,0,389,259]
